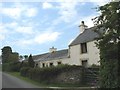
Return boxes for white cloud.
[25,8,38,17]
[0,24,8,41]
[90,0,110,6]
[52,1,79,25]
[15,26,34,34]
[5,22,18,29]
[34,32,61,44]
[1,3,38,19]
[42,2,53,9]
[2,7,22,19]
[15,31,61,47]
[59,2,78,20]
[0,34,5,41]
[19,39,33,46]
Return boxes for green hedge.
[20,67,31,77]
[2,62,21,72]
[20,64,80,83]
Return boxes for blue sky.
[0,0,109,56]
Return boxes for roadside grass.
[7,72,84,87]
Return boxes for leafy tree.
[24,55,28,60]
[93,1,120,88]
[1,46,12,63]
[19,55,23,60]
[9,52,19,62]
[28,54,35,68]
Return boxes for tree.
[19,55,23,60]
[24,55,28,60]
[28,54,35,68]
[1,46,12,63]
[93,1,120,88]
[9,52,19,62]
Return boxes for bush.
[2,63,10,71]
[20,61,29,68]
[10,62,21,72]
[2,62,21,72]
[22,64,81,84]
[20,67,31,77]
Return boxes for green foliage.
[24,55,28,59]
[20,61,29,68]
[20,67,31,77]
[1,46,12,63]
[2,62,21,72]
[2,63,11,71]
[9,53,19,62]
[1,46,19,63]
[20,64,80,84]
[28,54,35,68]
[93,1,120,88]
[9,62,21,72]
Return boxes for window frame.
[81,43,87,53]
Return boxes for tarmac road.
[2,72,40,88]
[0,72,2,90]
[2,72,95,90]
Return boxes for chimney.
[49,46,57,53]
[79,21,88,33]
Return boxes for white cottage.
[33,21,101,68]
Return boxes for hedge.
[20,64,80,83]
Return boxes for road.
[1,72,95,90]
[0,72,2,90]
[2,72,40,88]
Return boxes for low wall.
[50,66,84,84]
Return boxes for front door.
[82,60,88,67]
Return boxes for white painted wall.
[69,40,100,67]
[69,45,81,65]
[38,58,70,68]
[35,40,100,68]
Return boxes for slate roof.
[69,26,103,46]
[33,49,68,62]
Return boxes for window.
[42,63,45,67]
[50,63,53,67]
[58,62,61,65]
[81,43,87,53]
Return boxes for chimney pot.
[49,47,57,53]
[79,21,88,34]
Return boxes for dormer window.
[81,43,87,53]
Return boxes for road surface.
[0,72,2,90]
[2,72,40,88]
[1,72,95,90]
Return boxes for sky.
[0,0,110,56]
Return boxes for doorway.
[82,60,88,67]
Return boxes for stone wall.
[50,66,84,84]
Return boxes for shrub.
[25,64,81,84]
[20,67,31,77]
[10,62,21,72]
[20,61,29,68]
[2,63,10,71]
